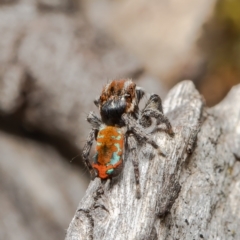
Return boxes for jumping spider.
[82,79,174,198]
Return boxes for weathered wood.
[66,80,240,239]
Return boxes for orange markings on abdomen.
[96,126,123,165]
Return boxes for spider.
[82,79,174,198]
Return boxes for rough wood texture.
[65,80,240,240]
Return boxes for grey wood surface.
[65,80,240,240]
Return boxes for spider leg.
[82,129,97,179]
[87,111,102,130]
[142,109,174,136]
[122,113,165,156]
[140,94,161,128]
[127,134,141,199]
[82,112,102,179]
[140,94,174,136]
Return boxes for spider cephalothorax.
[82,79,173,198]
[94,79,144,126]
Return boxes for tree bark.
[65,80,240,240]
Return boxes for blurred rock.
[0,64,25,113]
[83,0,217,85]
[0,2,36,112]
[37,0,78,12]
[0,130,88,240]
[0,0,17,4]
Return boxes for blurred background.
[0,0,240,239]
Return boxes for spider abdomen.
[92,126,124,179]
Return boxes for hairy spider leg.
[82,129,97,179]
[122,114,159,148]
[142,109,174,136]
[140,94,174,136]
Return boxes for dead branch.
[66,81,240,240]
